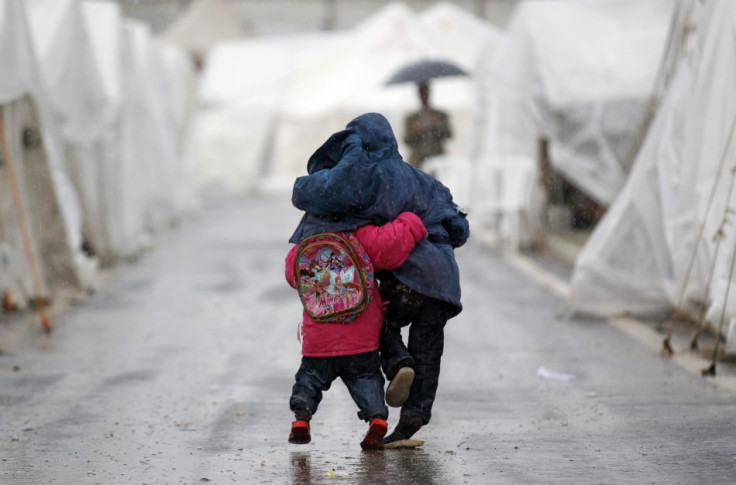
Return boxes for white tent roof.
[161,0,250,57]
[82,0,124,114]
[419,2,501,72]
[199,34,329,108]
[190,32,332,194]
[25,0,111,143]
[0,0,41,103]
[188,1,499,195]
[474,0,672,205]
[523,1,670,107]
[266,1,498,188]
[567,0,736,327]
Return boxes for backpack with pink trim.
[294,232,374,323]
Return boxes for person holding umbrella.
[386,59,467,170]
[404,82,452,169]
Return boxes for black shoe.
[384,415,423,444]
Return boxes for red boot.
[288,420,311,444]
[360,418,388,450]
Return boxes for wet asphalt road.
[1,195,735,484]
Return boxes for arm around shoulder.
[356,212,427,270]
[395,212,427,243]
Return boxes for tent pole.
[0,110,51,333]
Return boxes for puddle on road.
[286,448,448,485]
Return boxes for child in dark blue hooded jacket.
[289,112,469,445]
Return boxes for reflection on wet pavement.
[289,448,445,485]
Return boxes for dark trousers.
[379,279,457,425]
[290,350,388,422]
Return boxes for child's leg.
[380,322,413,379]
[290,356,337,417]
[339,351,389,450]
[339,351,389,422]
[379,282,418,380]
[289,356,337,441]
[401,299,455,425]
[380,280,425,408]
[383,298,455,445]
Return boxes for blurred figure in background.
[404,82,452,170]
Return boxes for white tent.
[161,0,251,60]
[1,0,197,311]
[267,3,432,188]
[159,43,198,159]
[191,1,499,195]
[25,0,111,143]
[266,1,499,190]
[79,0,148,263]
[25,0,113,274]
[567,0,736,334]
[123,19,183,236]
[0,0,90,302]
[473,0,673,206]
[190,32,332,194]
[419,2,500,79]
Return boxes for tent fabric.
[191,1,500,195]
[473,0,673,206]
[1,98,53,302]
[123,19,182,235]
[419,2,499,73]
[268,3,434,187]
[190,32,331,194]
[27,0,189,267]
[0,0,89,296]
[81,0,143,262]
[265,1,500,191]
[1,0,195,306]
[81,1,195,261]
[25,0,111,143]
[0,0,39,104]
[26,0,118,270]
[566,0,736,329]
[161,0,251,57]
[82,0,124,118]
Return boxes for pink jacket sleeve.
[356,212,427,270]
[285,245,298,289]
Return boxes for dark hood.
[306,129,354,174]
[345,112,400,162]
[305,113,400,175]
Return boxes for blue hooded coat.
[289,113,469,313]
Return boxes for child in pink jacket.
[285,211,426,450]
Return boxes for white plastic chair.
[470,156,537,251]
[421,155,472,209]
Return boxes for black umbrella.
[385,59,468,86]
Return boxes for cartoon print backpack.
[295,232,374,323]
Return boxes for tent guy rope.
[703,193,736,377]
[661,113,736,356]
